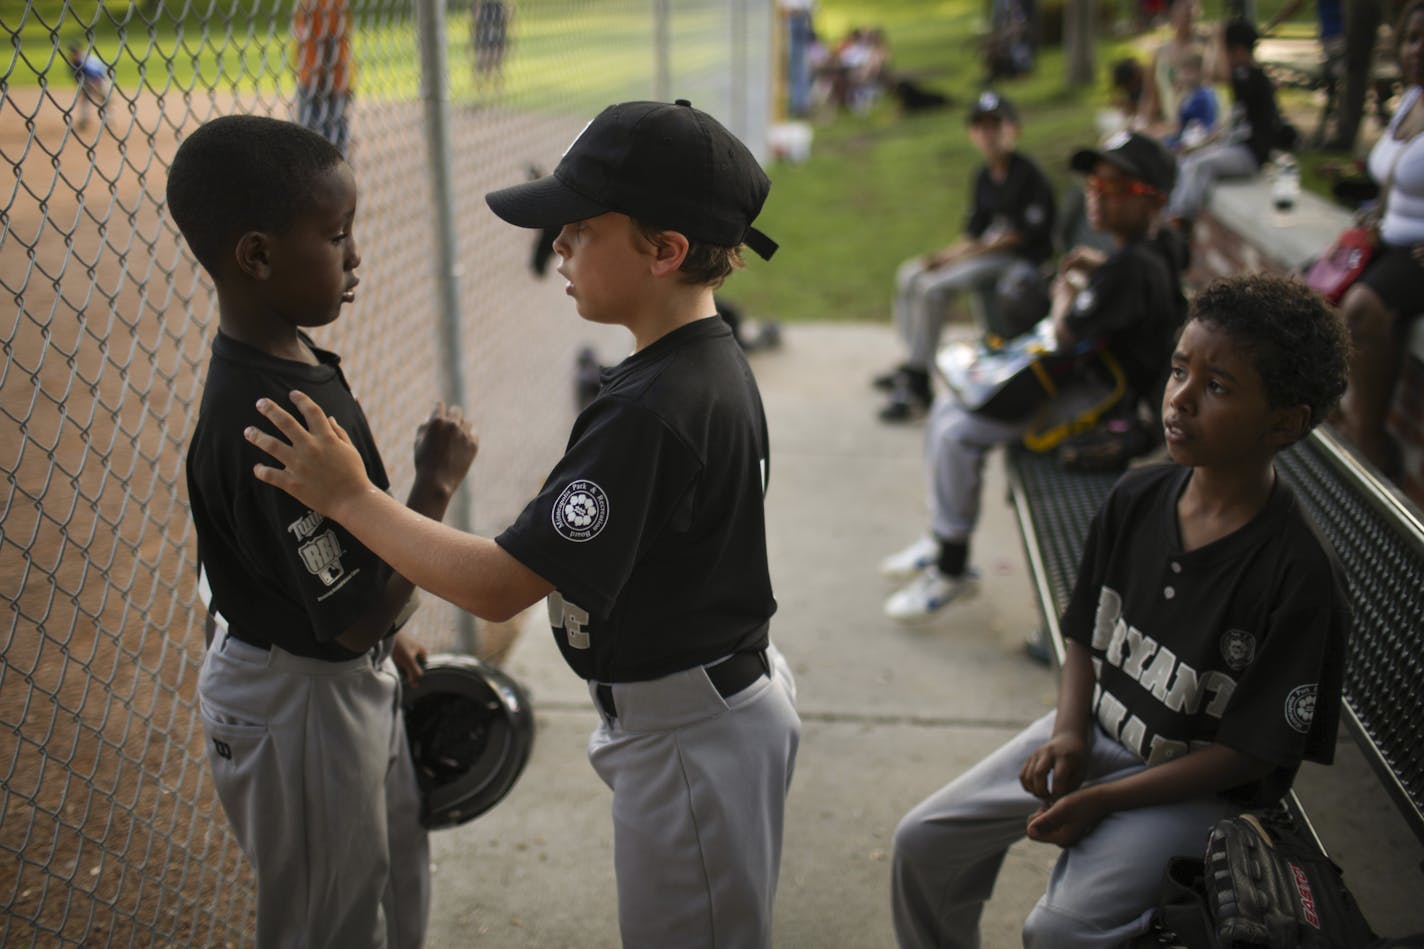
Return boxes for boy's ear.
[1267,404,1312,449]
[647,229,690,277]
[234,231,274,280]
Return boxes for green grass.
[729,0,1321,323]
[729,1,1135,323]
[2,0,662,109]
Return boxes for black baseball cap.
[1070,130,1177,194]
[967,90,1018,125]
[485,99,778,260]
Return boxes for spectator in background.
[1166,19,1281,231]
[1163,49,1220,151]
[1334,0,1424,478]
[472,1,511,90]
[1110,57,1148,130]
[782,0,816,118]
[1138,0,1208,131]
[875,91,1056,422]
[66,42,110,132]
[293,0,352,154]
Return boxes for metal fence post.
[415,0,478,654]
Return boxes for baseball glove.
[1203,813,1377,948]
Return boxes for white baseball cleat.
[884,567,978,622]
[879,536,939,581]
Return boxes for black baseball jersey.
[1062,464,1349,807]
[1064,235,1185,404]
[497,318,775,683]
[966,152,1057,266]
[187,331,393,660]
[1228,63,1281,167]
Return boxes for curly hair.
[631,219,745,288]
[1187,274,1351,430]
[166,115,346,276]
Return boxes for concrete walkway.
[424,322,1424,948]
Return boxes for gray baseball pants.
[893,253,1020,369]
[198,634,430,949]
[1166,141,1258,220]
[926,384,1109,543]
[891,711,1239,948]
[587,644,800,949]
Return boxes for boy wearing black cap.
[243,99,800,948]
[881,132,1185,621]
[878,90,1057,422]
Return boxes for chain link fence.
[1,0,773,942]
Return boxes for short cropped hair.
[166,115,345,275]
[1188,275,1350,431]
[632,219,745,288]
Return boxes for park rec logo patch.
[1284,684,1317,734]
[1220,629,1256,671]
[553,480,609,543]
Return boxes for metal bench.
[1005,428,1424,869]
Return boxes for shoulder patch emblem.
[552,480,610,543]
[1219,629,1256,671]
[1284,684,1317,734]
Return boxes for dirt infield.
[1,80,616,943]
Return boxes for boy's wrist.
[407,474,457,515]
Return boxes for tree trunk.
[1328,0,1385,151]
[1065,0,1096,88]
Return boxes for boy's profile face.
[550,211,655,326]
[968,117,1017,161]
[1083,161,1159,236]
[1162,318,1282,470]
[257,162,361,329]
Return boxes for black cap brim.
[485,173,608,229]
[1070,147,1130,178]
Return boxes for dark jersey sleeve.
[966,166,992,238]
[497,397,701,617]
[1061,478,1121,647]
[1214,576,1349,769]
[1063,251,1138,342]
[1011,158,1058,260]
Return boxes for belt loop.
[757,649,770,678]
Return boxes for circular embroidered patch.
[1219,629,1256,672]
[552,480,609,543]
[1284,684,1317,734]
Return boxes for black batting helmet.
[402,654,535,830]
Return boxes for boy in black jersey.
[877,90,1057,422]
[244,100,800,949]
[891,273,1352,948]
[882,132,1186,621]
[168,115,476,948]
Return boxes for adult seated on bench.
[1334,0,1424,479]
[891,274,1353,948]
